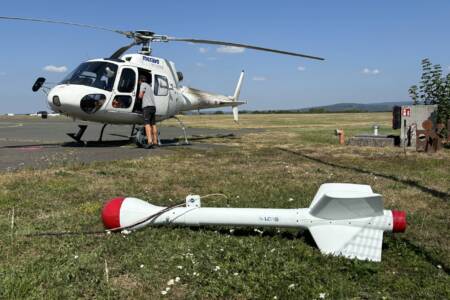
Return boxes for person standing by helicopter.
[138,75,158,148]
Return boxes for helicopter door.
[109,67,137,112]
[154,74,170,115]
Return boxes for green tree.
[410,58,450,124]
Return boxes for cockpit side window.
[154,75,169,96]
[118,68,136,93]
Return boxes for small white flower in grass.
[74,255,79,259]
[167,279,175,285]
[273,297,278,300]
[140,264,144,268]
[161,290,167,295]
[288,197,294,202]
[106,231,111,235]
[270,248,276,253]
[319,292,326,299]
[254,228,264,234]
[220,248,224,252]
[214,265,220,271]
[175,277,180,282]
[165,287,171,292]
[236,195,240,199]
[437,265,442,269]
[233,272,239,276]
[121,229,131,235]
[177,265,183,269]
[229,229,235,234]
[288,283,295,289]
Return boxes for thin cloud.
[217,46,245,54]
[43,65,68,73]
[199,47,209,54]
[362,68,380,75]
[297,66,306,71]
[252,76,267,81]
[195,62,205,67]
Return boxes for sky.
[0,0,450,113]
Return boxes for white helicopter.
[0,16,324,146]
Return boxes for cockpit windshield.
[60,62,118,91]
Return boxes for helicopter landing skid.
[173,116,190,145]
[67,125,87,144]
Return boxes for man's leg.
[143,106,153,146]
[151,124,158,145]
[145,124,152,145]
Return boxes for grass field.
[1,113,449,299]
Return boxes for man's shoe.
[143,143,153,149]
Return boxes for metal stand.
[67,125,88,143]
[157,129,161,146]
[173,116,189,144]
[98,124,108,142]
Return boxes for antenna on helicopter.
[0,16,325,60]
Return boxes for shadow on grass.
[277,148,450,201]
[187,226,318,247]
[1,134,237,149]
[398,237,450,275]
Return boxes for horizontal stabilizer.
[309,183,384,220]
[310,225,384,262]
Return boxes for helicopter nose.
[48,85,109,115]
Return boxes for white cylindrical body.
[115,198,394,232]
[101,195,406,262]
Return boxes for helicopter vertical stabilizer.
[232,71,245,122]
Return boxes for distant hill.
[189,101,413,115]
[299,101,412,113]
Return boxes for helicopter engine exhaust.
[101,183,406,262]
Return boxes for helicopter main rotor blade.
[0,16,133,38]
[167,37,324,60]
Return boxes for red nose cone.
[102,197,125,229]
[392,210,407,233]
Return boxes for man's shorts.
[143,106,156,125]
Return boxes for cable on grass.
[23,193,228,237]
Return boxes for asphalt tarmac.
[0,116,246,171]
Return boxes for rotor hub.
[139,41,152,56]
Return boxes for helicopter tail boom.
[183,71,246,120]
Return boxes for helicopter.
[0,16,324,146]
